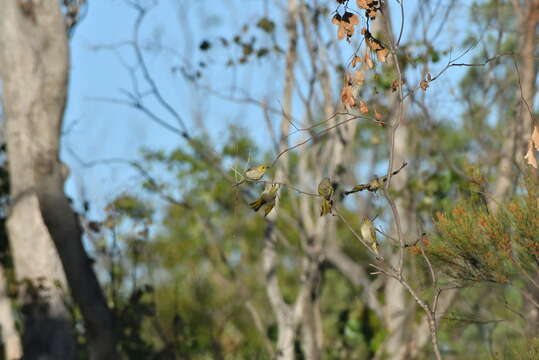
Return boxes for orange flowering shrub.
[429,175,539,288]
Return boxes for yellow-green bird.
[233,165,269,187]
[249,183,280,217]
[361,218,380,258]
[318,177,334,216]
[344,162,408,195]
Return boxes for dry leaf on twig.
[525,139,538,168]
[359,100,369,114]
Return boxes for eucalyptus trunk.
[0,2,117,359]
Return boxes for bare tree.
[492,0,539,205]
[0,266,22,360]
[0,1,117,359]
[490,0,539,339]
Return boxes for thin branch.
[128,2,189,136]
[271,114,366,167]
[334,208,385,260]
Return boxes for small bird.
[318,177,334,216]
[361,217,380,258]
[233,165,269,187]
[249,183,280,217]
[344,162,407,195]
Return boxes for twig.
[271,114,366,167]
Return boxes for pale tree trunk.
[491,0,539,338]
[0,2,117,359]
[0,1,75,357]
[263,0,299,358]
[301,296,323,360]
[492,0,538,207]
[367,7,412,359]
[0,92,22,360]
[382,126,412,360]
[0,266,22,360]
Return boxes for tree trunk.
[491,0,539,337]
[0,2,118,359]
[492,0,538,206]
[0,2,76,358]
[0,266,22,360]
[263,0,300,358]
[382,127,412,360]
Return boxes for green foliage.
[504,337,539,360]
[256,17,275,34]
[116,285,157,359]
[110,194,153,221]
[47,1,539,358]
[430,175,539,286]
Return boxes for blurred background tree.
[0,0,538,359]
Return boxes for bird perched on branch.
[318,177,334,216]
[361,217,380,258]
[249,183,279,217]
[344,162,407,195]
[233,165,269,187]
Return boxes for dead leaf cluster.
[356,0,383,20]
[362,28,389,62]
[332,12,359,41]
[525,125,539,168]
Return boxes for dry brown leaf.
[359,100,369,114]
[376,48,389,63]
[532,125,539,150]
[374,108,383,121]
[362,28,388,63]
[332,12,359,41]
[365,50,374,69]
[427,72,432,81]
[354,70,365,86]
[351,55,362,68]
[337,26,345,40]
[420,80,429,91]
[357,0,382,20]
[365,36,383,52]
[391,79,403,92]
[347,13,359,25]
[357,0,368,9]
[525,139,538,169]
[341,84,356,108]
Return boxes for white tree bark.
[382,126,411,360]
[0,266,22,360]
[0,1,75,358]
[491,0,539,337]
[0,1,117,359]
[492,0,538,207]
[263,1,300,358]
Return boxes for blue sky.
[62,0,472,219]
[63,0,283,215]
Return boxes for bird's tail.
[372,241,380,257]
[249,197,265,212]
[320,199,333,216]
[264,203,275,217]
[344,185,367,195]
